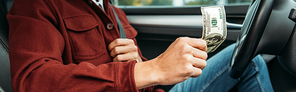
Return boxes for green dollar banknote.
[201,6,227,53]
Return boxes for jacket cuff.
[115,60,138,91]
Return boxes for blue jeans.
[169,44,274,92]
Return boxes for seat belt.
[110,4,126,38]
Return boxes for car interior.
[0,0,296,92]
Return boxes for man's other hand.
[108,38,143,63]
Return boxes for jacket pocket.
[64,14,106,60]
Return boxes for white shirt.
[92,0,104,11]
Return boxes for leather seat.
[0,0,13,92]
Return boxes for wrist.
[134,59,160,89]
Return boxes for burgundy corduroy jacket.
[8,0,164,91]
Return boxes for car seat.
[0,0,13,92]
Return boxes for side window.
[111,0,252,6]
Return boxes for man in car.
[7,0,274,91]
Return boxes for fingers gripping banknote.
[201,6,227,53]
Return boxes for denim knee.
[252,55,268,71]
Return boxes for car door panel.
[122,5,247,59]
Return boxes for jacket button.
[107,23,114,30]
[88,0,93,5]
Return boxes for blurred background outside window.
[111,0,252,7]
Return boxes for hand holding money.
[201,6,227,53]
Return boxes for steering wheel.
[228,0,274,78]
